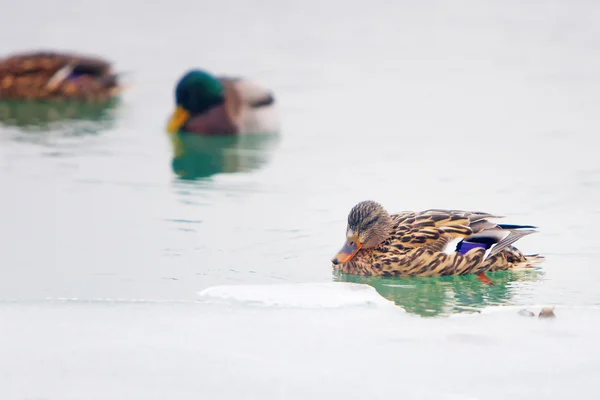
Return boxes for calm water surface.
[1,0,600,398]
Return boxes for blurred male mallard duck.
[0,51,122,101]
[331,201,544,284]
[167,69,279,135]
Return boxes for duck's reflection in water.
[169,132,280,180]
[335,269,543,317]
[0,99,119,137]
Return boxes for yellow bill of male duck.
[0,50,123,102]
[167,69,279,135]
[331,201,544,285]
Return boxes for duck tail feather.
[485,229,537,260]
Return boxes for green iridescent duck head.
[167,69,225,133]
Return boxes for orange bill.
[331,236,363,265]
[167,106,190,133]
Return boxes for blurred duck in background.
[0,51,123,131]
[167,69,279,135]
[0,51,122,102]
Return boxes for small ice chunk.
[198,282,398,309]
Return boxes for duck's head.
[331,200,394,265]
[167,70,225,133]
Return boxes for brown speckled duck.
[167,69,279,135]
[0,51,122,102]
[331,201,544,284]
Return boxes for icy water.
[1,0,600,398]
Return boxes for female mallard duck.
[331,201,544,283]
[167,69,279,135]
[0,51,122,101]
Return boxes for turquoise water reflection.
[169,132,280,180]
[336,270,544,317]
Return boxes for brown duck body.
[333,209,544,277]
[0,51,121,101]
[183,77,279,135]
